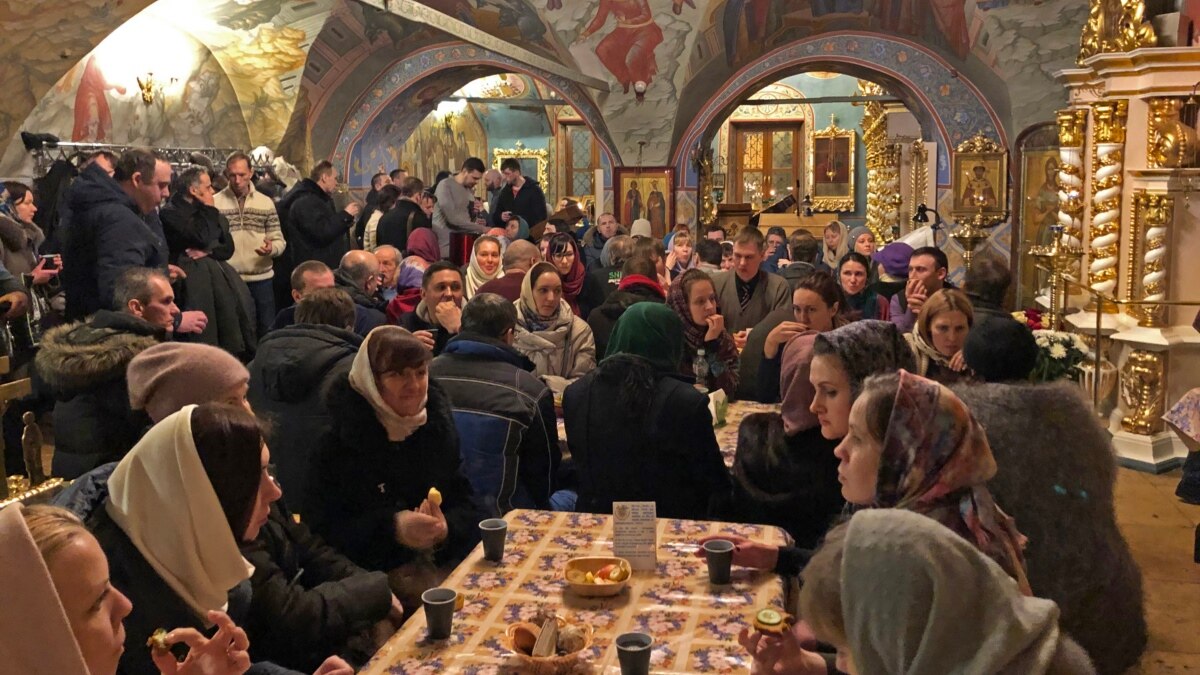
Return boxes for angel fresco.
[565,0,695,95]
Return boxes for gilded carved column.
[1078,0,1157,64]
[1131,191,1173,327]
[859,80,897,243]
[1055,109,1087,254]
[1088,99,1127,309]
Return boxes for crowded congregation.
[1,1,1199,674]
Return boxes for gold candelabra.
[951,193,1007,272]
[1029,223,1084,331]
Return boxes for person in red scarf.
[586,256,666,358]
[545,233,605,318]
[665,269,740,398]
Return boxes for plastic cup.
[479,518,508,563]
[615,631,653,675]
[421,587,457,640]
[703,539,735,585]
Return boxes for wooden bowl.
[563,556,631,598]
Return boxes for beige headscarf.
[105,406,253,620]
[0,504,91,675]
[821,221,850,269]
[464,236,504,299]
[348,326,429,442]
[842,510,1062,675]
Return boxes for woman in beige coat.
[513,262,597,395]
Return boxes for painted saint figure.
[72,55,126,142]
[647,180,666,233]
[578,0,693,93]
[960,165,998,208]
[625,184,643,222]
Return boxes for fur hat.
[127,343,250,422]
[873,242,914,278]
[962,316,1037,383]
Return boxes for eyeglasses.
[551,251,574,260]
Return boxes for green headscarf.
[606,302,684,373]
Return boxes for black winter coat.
[240,504,392,672]
[729,423,843,550]
[277,179,353,270]
[305,377,479,572]
[61,163,168,320]
[35,311,162,478]
[563,355,731,519]
[376,200,431,252]
[396,310,452,355]
[585,283,665,358]
[248,323,361,513]
[490,179,548,229]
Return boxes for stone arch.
[671,32,1006,187]
[330,42,622,181]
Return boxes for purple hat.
[873,242,914,278]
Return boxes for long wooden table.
[362,509,791,674]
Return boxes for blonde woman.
[906,288,975,384]
[463,235,504,299]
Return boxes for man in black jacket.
[272,260,384,337]
[334,249,388,321]
[276,160,360,291]
[491,157,547,231]
[586,256,665,358]
[61,148,174,320]
[430,293,561,516]
[375,176,429,251]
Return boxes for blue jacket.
[430,333,560,516]
[61,163,168,320]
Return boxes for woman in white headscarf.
[462,235,504,299]
[798,509,1095,675]
[0,503,251,675]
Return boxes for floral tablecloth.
[715,401,782,469]
[361,509,791,674]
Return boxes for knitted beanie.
[630,219,652,238]
[127,343,250,422]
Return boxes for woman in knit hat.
[304,326,477,611]
[563,302,730,519]
[847,224,876,256]
[1,503,254,675]
[798,510,1092,675]
[127,342,250,422]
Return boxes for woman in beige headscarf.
[0,501,252,675]
[819,220,849,271]
[799,509,1095,675]
[512,262,597,395]
[462,235,504,299]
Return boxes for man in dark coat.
[275,160,360,292]
[241,501,398,672]
[580,213,625,272]
[476,240,539,302]
[35,267,174,477]
[160,165,256,359]
[431,293,561,517]
[396,261,463,356]
[333,250,388,321]
[490,157,547,231]
[586,256,665,358]
[272,260,384,338]
[963,253,1012,323]
[376,176,430,252]
[61,148,173,321]
[249,287,361,513]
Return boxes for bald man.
[334,250,388,328]
[476,239,541,302]
[373,245,402,301]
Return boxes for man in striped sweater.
[215,151,286,338]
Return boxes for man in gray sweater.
[432,157,488,258]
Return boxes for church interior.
[2,0,1200,673]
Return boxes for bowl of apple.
[563,556,631,598]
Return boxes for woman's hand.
[31,258,59,285]
[395,499,448,549]
[704,314,726,342]
[666,251,679,270]
[738,627,827,675]
[312,656,355,675]
[949,349,968,372]
[764,321,809,359]
[151,610,250,675]
[693,534,780,571]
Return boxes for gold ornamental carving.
[1057,109,1089,149]
[1087,99,1128,310]
[1078,0,1157,64]
[492,141,550,194]
[858,82,896,242]
[1131,191,1173,327]
[910,139,928,208]
[809,115,858,213]
[1147,98,1196,169]
[1120,349,1166,434]
[954,132,1004,154]
[693,145,716,227]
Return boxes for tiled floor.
[1118,468,1200,674]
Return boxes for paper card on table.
[612,501,657,571]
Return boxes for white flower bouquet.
[1029,330,1091,382]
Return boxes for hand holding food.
[427,486,443,506]
[751,608,794,635]
[148,611,251,675]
